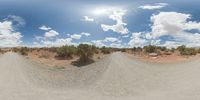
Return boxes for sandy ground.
[27,50,105,68]
[125,52,198,63]
[1,52,200,100]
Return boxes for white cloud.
[39,25,51,31]
[128,32,147,47]
[83,16,94,22]
[103,37,118,42]
[44,30,59,38]
[70,34,82,40]
[139,3,168,10]
[0,21,23,47]
[110,43,122,48]
[91,40,105,47]
[146,12,200,47]
[42,38,74,47]
[81,32,91,37]
[5,15,26,27]
[101,9,129,35]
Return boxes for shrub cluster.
[101,46,111,54]
[56,45,77,59]
[177,45,197,55]
[19,47,29,55]
[143,45,157,53]
[77,44,96,63]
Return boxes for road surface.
[0,52,200,100]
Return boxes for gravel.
[1,52,200,100]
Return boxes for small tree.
[143,45,157,53]
[19,47,29,55]
[77,44,95,63]
[101,46,111,54]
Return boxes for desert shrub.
[56,45,77,59]
[0,49,2,54]
[77,44,95,63]
[132,47,143,52]
[170,48,176,53]
[19,47,29,55]
[48,47,57,52]
[101,46,111,54]
[121,48,126,52]
[198,48,200,53]
[143,45,157,53]
[39,51,51,59]
[12,47,19,52]
[177,45,197,55]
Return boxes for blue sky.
[0,0,200,48]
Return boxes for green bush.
[198,48,200,53]
[101,46,111,54]
[0,49,2,54]
[132,47,142,52]
[143,45,157,53]
[56,45,77,59]
[77,44,95,63]
[177,45,197,55]
[19,47,29,55]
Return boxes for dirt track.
[1,52,200,100]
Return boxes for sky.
[1,0,200,48]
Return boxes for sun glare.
[93,8,107,15]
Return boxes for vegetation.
[198,48,200,53]
[101,46,111,54]
[177,45,197,55]
[77,44,96,63]
[56,45,77,59]
[143,45,157,53]
[19,47,29,55]
[0,49,2,54]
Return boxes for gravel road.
[1,52,200,100]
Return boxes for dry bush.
[19,47,29,55]
[56,45,77,59]
[39,50,52,59]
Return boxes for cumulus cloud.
[142,12,200,47]
[83,16,94,22]
[139,3,168,10]
[91,40,105,47]
[101,9,129,35]
[81,32,91,37]
[41,38,74,47]
[70,34,82,40]
[0,21,23,47]
[103,37,118,42]
[128,32,147,47]
[44,30,59,38]
[5,15,26,27]
[39,25,52,31]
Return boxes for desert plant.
[19,47,29,55]
[177,45,197,55]
[0,49,2,54]
[56,45,77,59]
[143,45,157,53]
[77,44,95,63]
[39,51,52,59]
[101,46,111,54]
[170,48,176,53]
[198,48,200,53]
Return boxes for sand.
[0,52,200,100]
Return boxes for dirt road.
[1,52,200,100]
